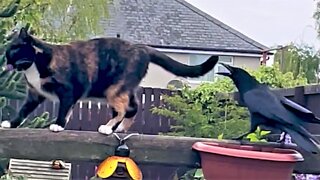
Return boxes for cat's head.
[5,27,36,71]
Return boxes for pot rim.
[192,141,304,162]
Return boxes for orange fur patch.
[104,82,130,128]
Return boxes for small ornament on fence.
[95,133,143,180]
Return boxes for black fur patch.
[5,27,219,131]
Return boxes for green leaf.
[217,133,224,140]
[40,111,50,120]
[249,136,259,142]
[260,130,271,136]
[194,169,204,178]
[256,126,261,133]
[246,133,257,140]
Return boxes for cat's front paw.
[98,125,113,135]
[49,124,65,132]
[0,121,11,128]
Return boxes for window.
[188,54,233,82]
[216,56,233,77]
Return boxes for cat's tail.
[149,48,219,77]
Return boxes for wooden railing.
[4,84,320,178]
[0,129,318,179]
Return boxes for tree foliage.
[0,0,110,113]
[273,43,320,84]
[0,1,109,175]
[314,0,320,38]
[0,0,110,121]
[152,64,308,139]
[0,0,109,44]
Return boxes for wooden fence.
[8,85,320,135]
[7,87,178,179]
[8,87,176,134]
[4,129,314,179]
[5,84,320,179]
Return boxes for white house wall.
[233,56,260,70]
[139,52,261,88]
[139,52,190,88]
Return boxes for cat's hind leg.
[98,83,129,135]
[114,93,138,133]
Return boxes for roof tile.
[102,0,268,53]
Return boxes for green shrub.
[152,64,308,139]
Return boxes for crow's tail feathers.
[283,126,320,154]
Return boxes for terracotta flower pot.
[192,142,304,180]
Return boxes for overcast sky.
[186,0,320,49]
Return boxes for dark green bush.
[152,64,308,139]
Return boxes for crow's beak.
[216,63,232,76]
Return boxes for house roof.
[102,0,269,54]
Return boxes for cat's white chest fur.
[24,63,59,102]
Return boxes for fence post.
[294,86,306,107]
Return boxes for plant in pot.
[192,127,304,180]
[151,65,309,180]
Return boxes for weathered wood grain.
[0,129,214,168]
[0,129,319,174]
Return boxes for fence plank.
[35,101,46,117]
[8,100,18,111]
[65,103,81,130]
[294,86,306,106]
[159,89,172,133]
[143,88,154,134]
[80,102,90,131]
[106,104,113,122]
[71,163,81,180]
[53,101,59,119]
[7,100,18,120]
[135,88,144,133]
[80,102,91,131]
[132,87,144,133]
[90,103,100,131]
[152,88,161,134]
[45,101,55,120]
[98,104,108,126]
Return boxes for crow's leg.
[277,132,287,143]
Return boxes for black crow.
[216,63,320,154]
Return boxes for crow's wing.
[243,88,320,147]
[279,96,320,124]
[243,88,298,126]
[244,88,320,137]
[281,125,320,154]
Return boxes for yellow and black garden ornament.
[96,133,142,180]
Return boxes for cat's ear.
[18,27,30,41]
